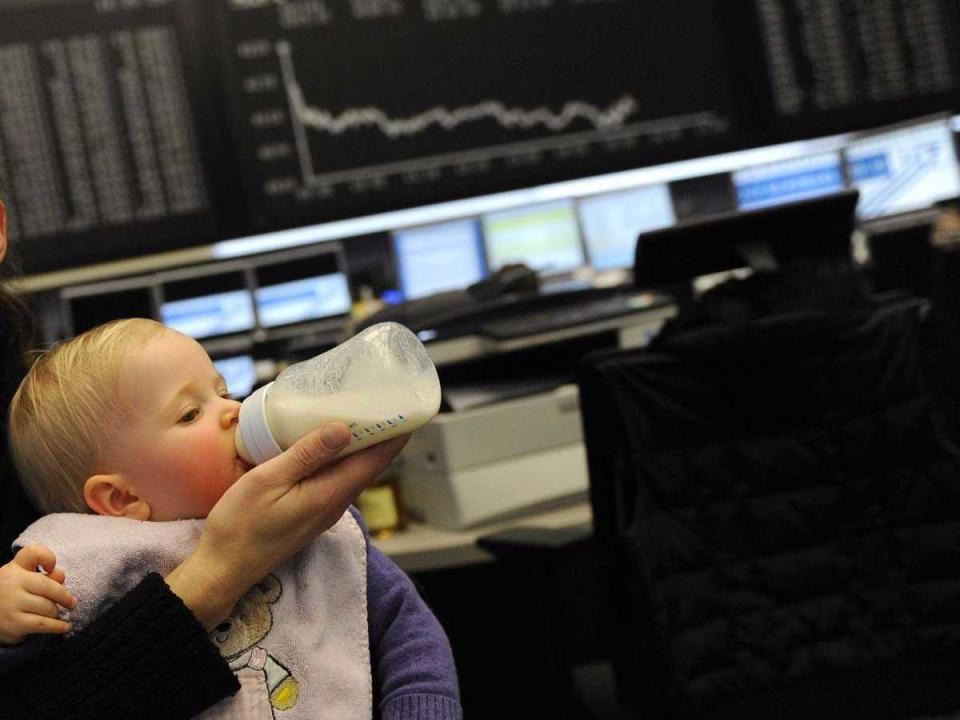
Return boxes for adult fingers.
[24,572,77,610]
[12,545,57,573]
[300,434,411,512]
[250,423,351,487]
[19,613,71,636]
[341,434,410,478]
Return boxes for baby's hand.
[0,545,77,645]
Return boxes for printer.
[360,280,675,530]
[396,384,588,530]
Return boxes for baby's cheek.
[176,437,235,512]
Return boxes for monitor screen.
[578,185,676,270]
[393,220,486,300]
[67,285,154,336]
[483,201,585,274]
[255,273,351,328]
[733,152,845,211]
[1,0,218,274]
[847,119,960,220]
[209,0,742,231]
[254,251,351,327]
[213,355,257,399]
[634,191,860,287]
[161,272,255,339]
[739,2,960,140]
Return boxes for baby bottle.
[236,322,441,465]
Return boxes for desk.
[371,500,592,573]
[374,499,608,718]
[424,302,676,367]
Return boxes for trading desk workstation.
[6,0,960,715]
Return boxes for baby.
[4,318,461,719]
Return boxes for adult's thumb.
[320,423,351,450]
[262,422,351,481]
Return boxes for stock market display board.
[0,0,216,269]
[746,0,960,137]
[213,0,741,229]
[2,0,960,272]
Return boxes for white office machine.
[397,384,588,530]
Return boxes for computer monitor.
[392,220,486,300]
[846,118,960,220]
[160,270,255,340]
[212,355,257,399]
[63,282,155,337]
[578,185,676,271]
[733,152,846,211]
[254,252,351,328]
[634,190,860,287]
[482,200,585,275]
[4,0,219,274]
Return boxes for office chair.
[863,213,938,298]
[578,263,960,718]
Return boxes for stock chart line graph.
[219,0,739,224]
[278,43,640,137]
[274,40,724,188]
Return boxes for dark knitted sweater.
[0,573,239,719]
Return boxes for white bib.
[17,512,373,720]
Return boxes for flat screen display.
[483,200,585,274]
[733,152,846,211]
[254,252,350,327]
[393,220,486,300]
[255,273,351,328]
[68,286,154,336]
[213,355,257,399]
[847,119,960,220]
[161,272,255,339]
[211,0,741,230]
[578,185,676,270]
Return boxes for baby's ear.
[83,474,151,520]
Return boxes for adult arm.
[0,573,237,720]
[350,508,462,720]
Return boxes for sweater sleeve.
[0,635,42,675]
[0,572,239,720]
[349,507,462,720]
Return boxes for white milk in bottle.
[236,322,441,465]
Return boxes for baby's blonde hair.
[9,318,167,514]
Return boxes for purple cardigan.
[349,507,462,720]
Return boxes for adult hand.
[165,423,408,629]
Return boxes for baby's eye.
[179,408,199,424]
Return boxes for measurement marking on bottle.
[350,414,408,441]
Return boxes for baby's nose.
[221,400,241,429]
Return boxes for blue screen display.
[393,219,486,300]
[161,290,255,339]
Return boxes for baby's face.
[101,328,253,521]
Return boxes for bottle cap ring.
[237,382,283,466]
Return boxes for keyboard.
[478,292,666,340]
